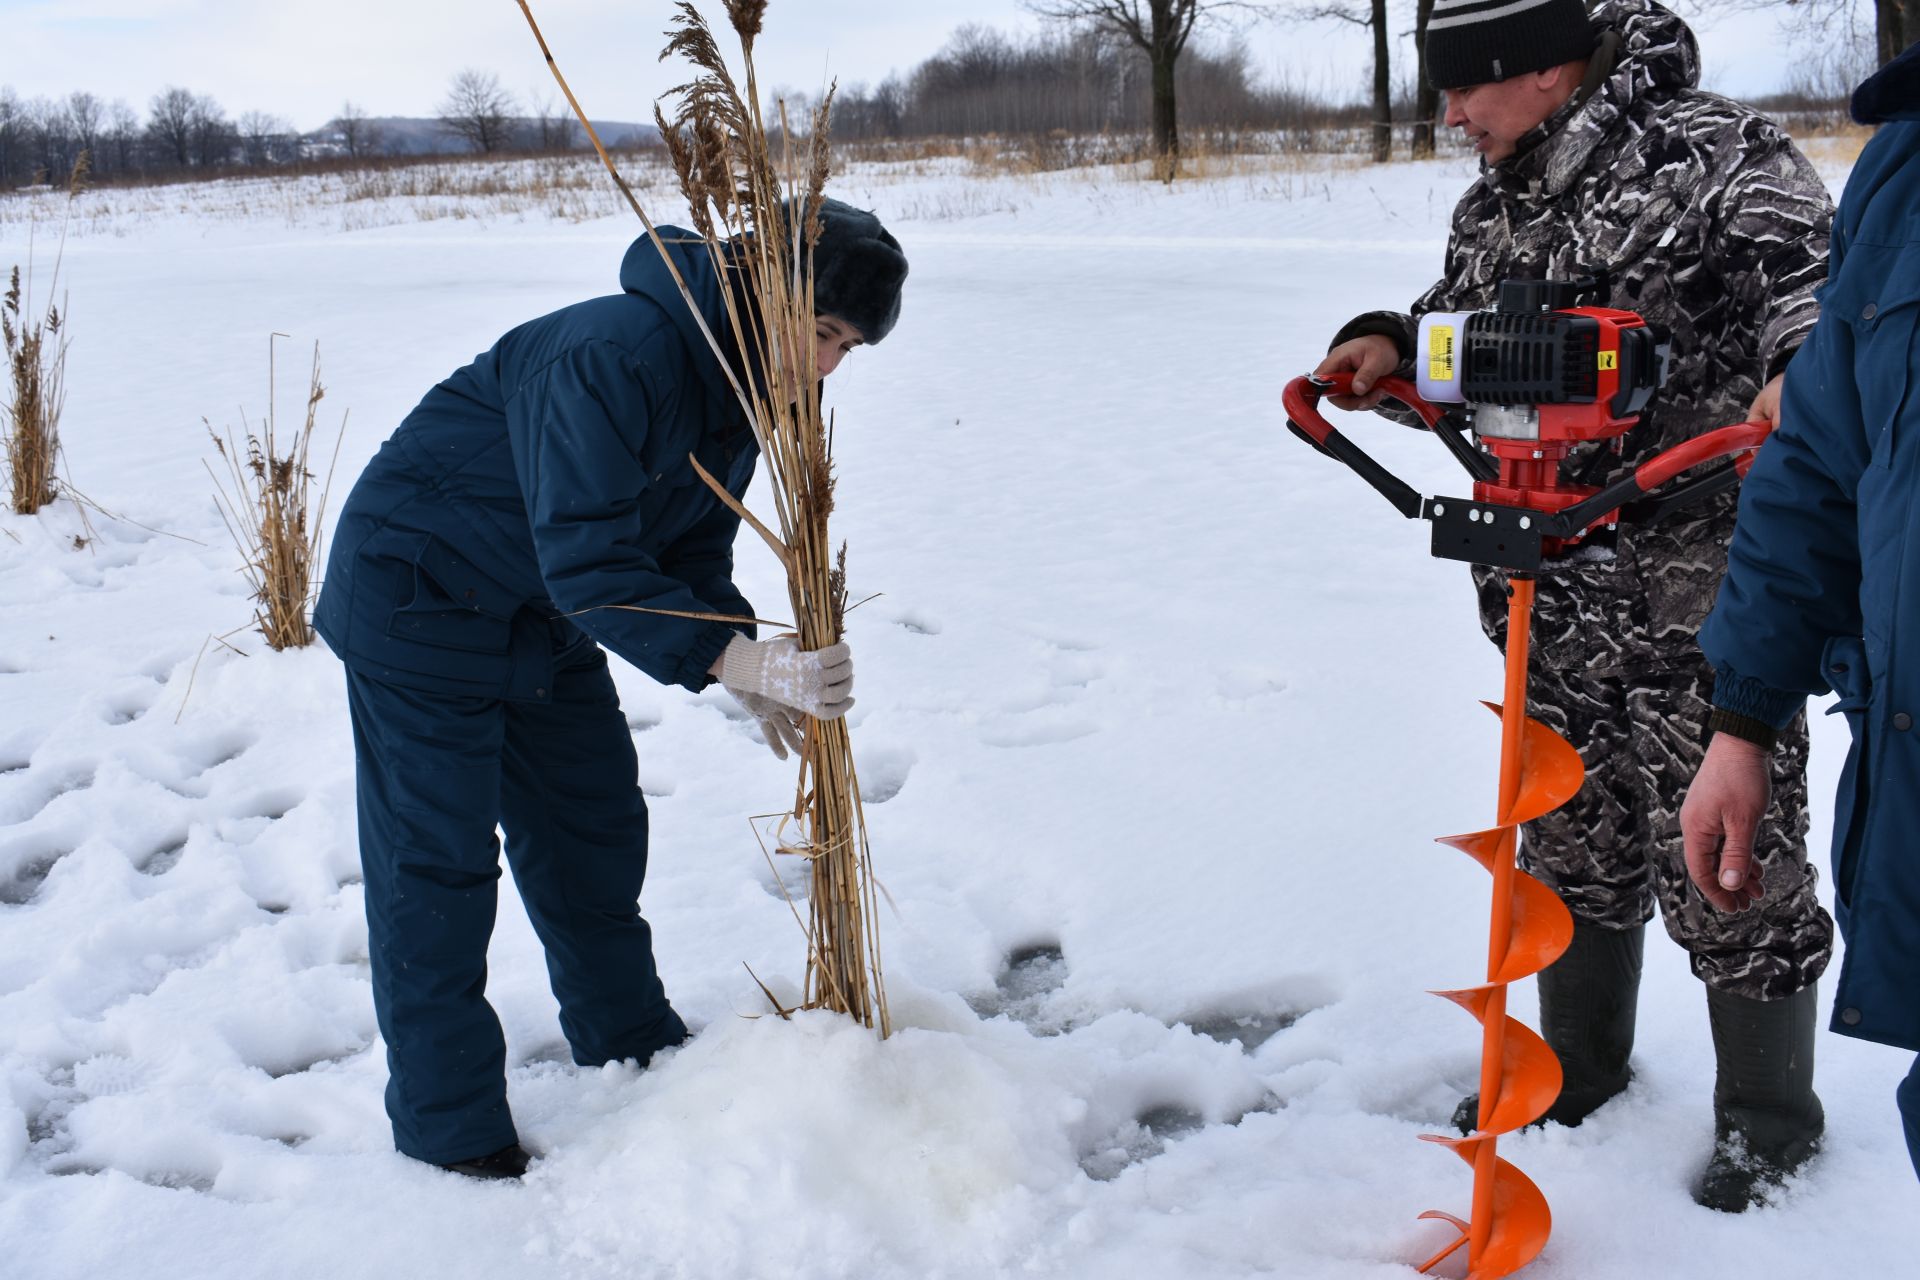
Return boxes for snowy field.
[0,140,1908,1278]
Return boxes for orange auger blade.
[1416,1137,1554,1280]
[1478,702,1584,827]
[1436,830,1575,987]
[1414,577,1581,1280]
[1427,989,1564,1134]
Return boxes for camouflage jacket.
[1336,0,1832,674]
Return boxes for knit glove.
[731,688,809,761]
[716,635,855,720]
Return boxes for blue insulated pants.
[345,644,687,1164]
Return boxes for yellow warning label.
[1429,325,1456,383]
[1598,351,1618,371]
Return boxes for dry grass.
[1,158,86,516]
[520,0,890,1035]
[204,338,344,651]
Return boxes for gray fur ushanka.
[1338,0,1833,673]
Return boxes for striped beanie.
[1425,0,1597,91]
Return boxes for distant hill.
[302,115,659,157]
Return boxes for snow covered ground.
[1,140,1908,1279]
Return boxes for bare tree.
[1024,1,1275,181]
[1684,1,1907,71]
[334,100,382,159]
[189,93,233,167]
[1285,2,1392,161]
[0,88,21,186]
[105,100,139,176]
[1411,0,1438,159]
[238,110,288,166]
[437,69,518,154]
[147,85,196,167]
[528,90,579,153]
[66,92,103,168]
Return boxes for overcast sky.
[1,1,1852,131]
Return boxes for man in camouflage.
[1314,0,1834,1210]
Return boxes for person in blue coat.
[313,200,908,1179]
[1681,48,1920,1184]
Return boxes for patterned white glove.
[731,688,808,760]
[717,634,855,720]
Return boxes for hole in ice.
[1079,1103,1207,1182]
[47,1159,106,1178]
[138,1169,216,1193]
[969,942,1073,1034]
[892,612,941,636]
[1184,1008,1303,1054]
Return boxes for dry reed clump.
[2,157,88,517]
[204,339,345,651]
[519,0,890,1036]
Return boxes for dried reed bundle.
[519,0,889,1035]
[1,156,86,517]
[205,339,345,651]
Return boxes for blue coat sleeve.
[505,339,740,690]
[1700,258,1870,728]
[655,467,759,642]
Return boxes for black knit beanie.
[804,197,908,345]
[1426,0,1597,91]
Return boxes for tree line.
[0,71,611,189]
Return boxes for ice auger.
[1281,277,1772,1279]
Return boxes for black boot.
[1693,984,1824,1212]
[438,1142,532,1182]
[1452,920,1643,1134]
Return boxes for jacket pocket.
[382,532,519,654]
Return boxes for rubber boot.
[1453,920,1643,1134]
[1692,984,1824,1212]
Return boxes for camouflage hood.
[1502,0,1701,198]
[1332,0,1833,673]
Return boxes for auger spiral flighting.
[1283,276,1775,1278]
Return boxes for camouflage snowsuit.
[1336,0,1834,998]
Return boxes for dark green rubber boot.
[1692,984,1824,1212]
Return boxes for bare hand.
[1679,732,1772,912]
[1746,373,1786,427]
[1313,335,1401,412]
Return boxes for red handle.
[1282,372,1450,446]
[1630,420,1772,494]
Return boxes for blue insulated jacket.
[1699,47,1920,1053]
[314,231,759,699]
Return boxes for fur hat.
[1425,0,1597,91]
[807,198,907,345]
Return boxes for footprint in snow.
[888,610,941,636]
[0,837,73,905]
[855,746,913,805]
[1,764,96,826]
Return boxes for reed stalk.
[2,156,86,517]
[204,338,346,651]
[518,0,889,1035]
